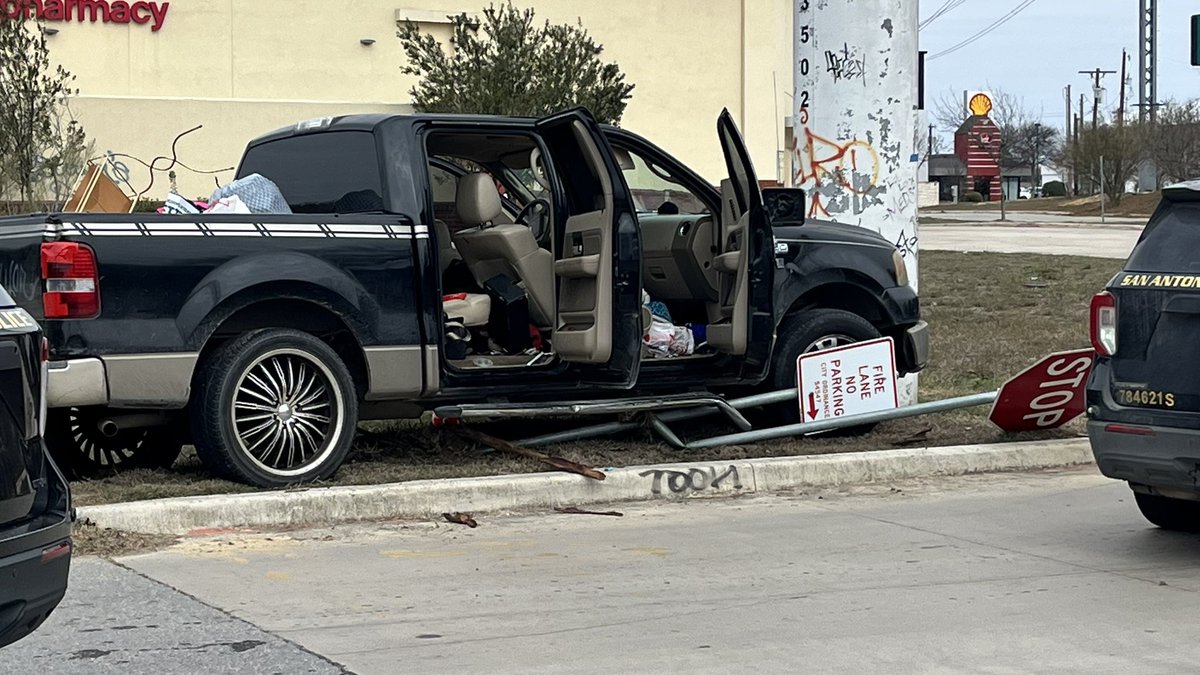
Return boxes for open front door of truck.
[535,108,642,388]
[707,109,775,380]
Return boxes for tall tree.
[397,2,634,124]
[1143,99,1200,185]
[1066,123,1140,205]
[0,18,87,211]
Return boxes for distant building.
[928,154,1051,202]
[953,111,1002,201]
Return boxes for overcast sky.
[920,0,1199,134]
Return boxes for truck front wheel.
[765,309,882,429]
[192,329,358,488]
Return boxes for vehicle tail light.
[41,242,100,319]
[1090,291,1117,356]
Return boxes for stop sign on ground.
[989,349,1095,433]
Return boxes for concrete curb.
[77,438,1094,535]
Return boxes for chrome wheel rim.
[803,334,857,354]
[230,348,344,478]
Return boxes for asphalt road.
[920,224,1140,259]
[922,210,1146,226]
[7,467,1198,674]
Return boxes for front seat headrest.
[456,173,503,226]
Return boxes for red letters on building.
[2,0,170,32]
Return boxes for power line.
[927,0,1039,61]
[919,0,968,30]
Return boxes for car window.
[617,146,709,215]
[238,131,384,213]
[1127,202,1200,273]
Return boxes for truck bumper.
[47,358,107,408]
[1088,420,1200,497]
[46,354,197,408]
[898,320,929,375]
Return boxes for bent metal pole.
[683,391,999,450]
[518,388,800,447]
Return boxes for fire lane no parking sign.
[797,337,899,422]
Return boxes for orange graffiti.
[794,126,882,218]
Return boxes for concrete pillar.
[793,0,921,403]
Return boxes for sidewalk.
[78,438,1094,535]
[920,225,1139,259]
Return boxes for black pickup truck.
[0,108,927,487]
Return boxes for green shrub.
[1041,180,1067,197]
[962,191,984,203]
[132,199,164,213]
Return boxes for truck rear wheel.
[192,329,358,488]
[764,309,882,430]
[44,407,184,479]
[1133,491,1200,532]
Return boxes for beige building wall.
[46,1,792,199]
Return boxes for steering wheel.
[516,198,551,238]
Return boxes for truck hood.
[772,219,894,250]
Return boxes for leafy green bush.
[962,191,984,203]
[1041,180,1066,197]
[132,199,164,213]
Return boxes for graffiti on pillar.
[824,42,867,84]
[794,101,891,219]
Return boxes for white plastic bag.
[643,316,695,358]
[203,195,252,214]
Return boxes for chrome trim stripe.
[363,345,425,401]
[104,353,198,407]
[57,222,424,240]
[776,238,891,250]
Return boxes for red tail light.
[1090,291,1117,356]
[41,242,100,319]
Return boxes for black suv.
[1087,181,1200,531]
[0,284,71,648]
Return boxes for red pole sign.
[989,349,1095,432]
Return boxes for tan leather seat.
[452,174,555,328]
[434,219,460,276]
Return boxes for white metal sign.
[796,337,899,422]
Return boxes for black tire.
[44,407,184,479]
[1133,491,1200,532]
[765,309,883,429]
[191,329,358,488]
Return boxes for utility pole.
[1138,0,1157,123]
[927,123,934,158]
[1064,85,1072,197]
[1079,68,1116,129]
[1033,122,1041,194]
[1117,49,1128,126]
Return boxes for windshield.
[614,145,710,216]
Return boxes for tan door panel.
[706,179,750,355]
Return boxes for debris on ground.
[457,428,606,481]
[442,512,478,528]
[554,507,624,517]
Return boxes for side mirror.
[761,187,806,226]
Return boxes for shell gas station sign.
[966,91,994,118]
